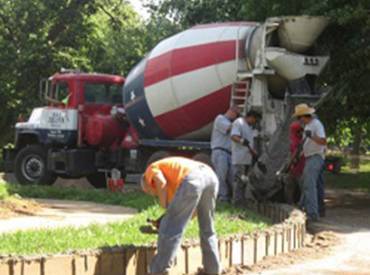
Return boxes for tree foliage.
[0,0,150,146]
[0,0,98,144]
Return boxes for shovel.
[244,142,267,174]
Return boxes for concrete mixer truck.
[3,16,329,196]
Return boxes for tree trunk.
[350,124,362,171]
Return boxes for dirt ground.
[0,199,137,233]
[2,173,141,189]
[223,188,370,275]
[2,172,95,189]
[0,196,41,218]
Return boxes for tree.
[144,0,247,27]
[0,0,99,146]
[0,0,147,148]
[86,0,148,75]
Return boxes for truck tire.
[146,151,171,167]
[193,152,212,167]
[87,172,106,189]
[14,145,56,185]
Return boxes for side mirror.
[39,78,49,102]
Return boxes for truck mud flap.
[1,148,17,173]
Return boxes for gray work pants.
[150,165,221,274]
[301,155,324,220]
[232,164,251,204]
[211,149,233,201]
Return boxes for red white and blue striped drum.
[123,22,257,140]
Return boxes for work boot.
[306,217,320,233]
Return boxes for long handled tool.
[276,136,307,177]
[244,141,267,174]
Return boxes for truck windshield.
[84,83,122,104]
[54,82,69,102]
[41,80,70,104]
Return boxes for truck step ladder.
[230,72,253,115]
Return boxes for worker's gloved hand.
[251,154,267,174]
[252,154,258,163]
[241,138,250,147]
[141,215,164,234]
[305,130,312,138]
[148,214,164,230]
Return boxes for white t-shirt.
[231,117,254,165]
[303,118,326,159]
[211,115,232,151]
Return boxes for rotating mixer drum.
[123,16,329,143]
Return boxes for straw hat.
[292,103,315,117]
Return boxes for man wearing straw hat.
[293,103,327,221]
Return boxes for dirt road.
[245,188,370,275]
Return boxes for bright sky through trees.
[129,0,150,19]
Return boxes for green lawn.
[325,158,370,192]
[0,181,270,255]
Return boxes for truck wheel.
[14,145,56,185]
[146,151,171,167]
[87,172,106,189]
[193,152,212,167]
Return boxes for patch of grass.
[326,159,370,192]
[0,203,268,255]
[0,182,10,200]
[0,181,270,255]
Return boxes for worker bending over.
[231,110,260,204]
[293,104,327,221]
[141,157,220,275]
[210,106,240,202]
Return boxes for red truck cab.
[3,70,135,187]
[47,71,124,108]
